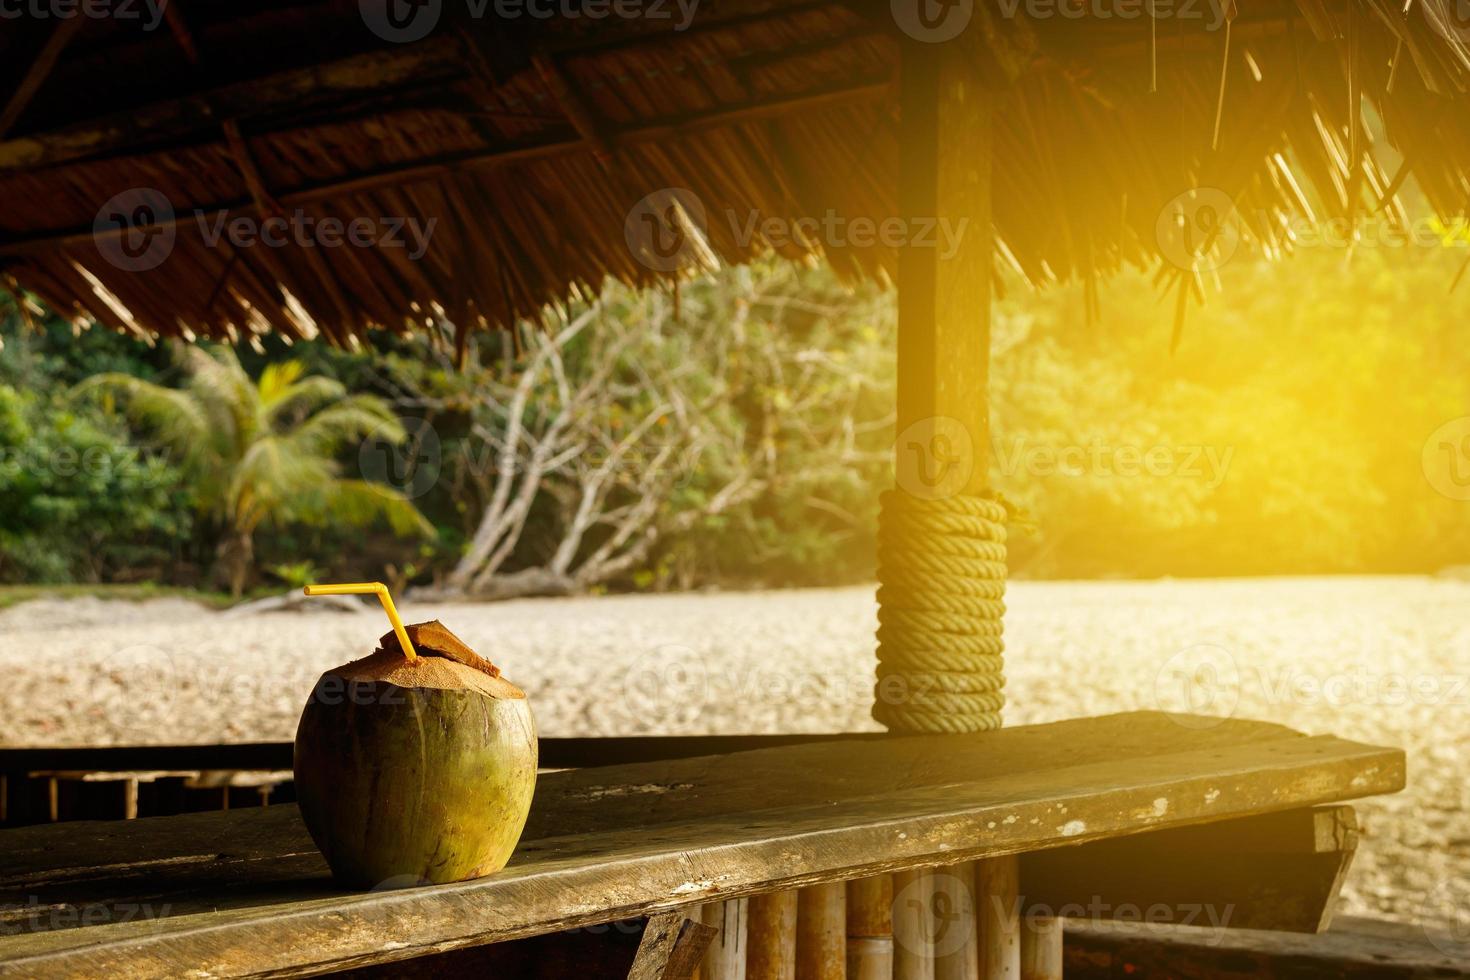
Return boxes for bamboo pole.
[748,891,798,980]
[1019,918,1063,980]
[846,936,893,980]
[122,778,139,820]
[846,875,893,980]
[976,857,1021,980]
[933,864,979,980]
[891,869,934,980]
[795,883,846,980]
[702,899,750,980]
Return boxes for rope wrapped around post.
[873,490,1008,733]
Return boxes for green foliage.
[77,347,432,539]
[0,380,192,583]
[989,247,1470,576]
[655,264,896,586]
[4,242,1468,590]
[267,560,324,590]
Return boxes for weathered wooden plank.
[1020,805,1361,934]
[518,713,1379,842]
[0,713,1403,979]
[0,713,1321,878]
[0,734,880,781]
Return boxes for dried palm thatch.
[0,0,1467,346]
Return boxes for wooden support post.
[702,899,750,980]
[933,864,979,980]
[846,876,894,980]
[795,883,846,980]
[894,37,993,496]
[977,857,1021,980]
[1018,919,1062,980]
[891,869,934,980]
[631,912,719,980]
[748,891,798,980]
[893,30,1016,978]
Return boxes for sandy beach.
[1,576,1466,935]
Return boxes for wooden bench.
[0,712,1403,978]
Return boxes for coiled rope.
[873,490,1008,733]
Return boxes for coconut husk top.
[378,621,503,677]
[326,620,525,700]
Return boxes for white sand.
[1,577,1466,932]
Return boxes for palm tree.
[79,346,432,596]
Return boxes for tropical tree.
[386,263,895,599]
[78,346,432,595]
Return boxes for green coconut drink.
[293,584,537,889]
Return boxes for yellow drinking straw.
[303,582,417,661]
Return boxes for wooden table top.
[0,712,1404,979]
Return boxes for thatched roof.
[1,0,1468,346]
